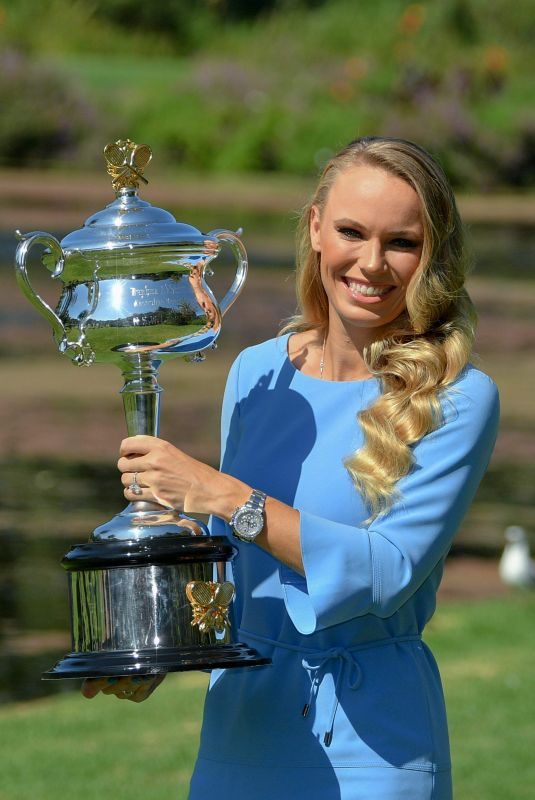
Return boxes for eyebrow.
[333,217,423,237]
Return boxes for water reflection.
[0,459,121,702]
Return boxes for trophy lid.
[60,140,213,253]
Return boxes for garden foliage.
[0,0,533,187]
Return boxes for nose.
[361,239,384,273]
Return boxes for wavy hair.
[282,137,477,519]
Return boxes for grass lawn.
[426,594,535,799]
[0,670,208,800]
[0,594,534,799]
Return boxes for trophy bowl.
[14,139,270,678]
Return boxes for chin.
[333,303,408,337]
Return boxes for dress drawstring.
[301,647,363,746]
[239,629,422,748]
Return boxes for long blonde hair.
[282,137,476,519]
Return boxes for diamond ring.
[129,472,143,496]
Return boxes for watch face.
[234,508,263,539]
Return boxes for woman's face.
[310,163,424,340]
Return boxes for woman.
[83,137,500,799]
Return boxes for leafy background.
[0,0,533,187]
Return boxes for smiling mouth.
[342,278,395,298]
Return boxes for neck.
[321,336,372,381]
[321,316,378,381]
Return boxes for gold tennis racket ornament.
[186,581,235,635]
[104,139,152,191]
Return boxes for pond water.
[0,221,533,702]
[0,460,122,703]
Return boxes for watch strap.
[244,489,266,513]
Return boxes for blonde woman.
[84,137,499,800]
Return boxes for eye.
[337,227,363,240]
[390,237,419,249]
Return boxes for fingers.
[121,472,162,506]
[117,437,190,511]
[81,677,108,698]
[110,675,165,702]
[129,674,165,702]
[117,436,177,475]
[120,471,148,490]
[119,435,162,458]
[81,675,165,702]
[119,436,183,465]
[118,455,151,475]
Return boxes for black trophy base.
[42,643,270,679]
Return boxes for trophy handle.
[15,230,67,341]
[207,229,248,317]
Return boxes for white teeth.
[347,281,391,297]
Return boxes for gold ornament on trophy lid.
[103,139,153,191]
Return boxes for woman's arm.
[118,436,304,573]
[119,361,499,634]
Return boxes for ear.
[309,205,321,253]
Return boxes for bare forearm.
[118,436,304,575]
[255,495,303,575]
[201,471,304,575]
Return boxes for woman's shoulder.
[450,363,498,397]
[442,363,500,424]
[236,333,291,369]
[227,334,290,388]
[409,364,500,460]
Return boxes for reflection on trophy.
[15,139,269,678]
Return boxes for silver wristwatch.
[230,489,267,543]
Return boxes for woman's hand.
[81,675,165,703]
[118,435,251,520]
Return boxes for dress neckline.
[283,333,380,387]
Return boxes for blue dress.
[189,333,500,799]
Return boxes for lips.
[342,277,395,300]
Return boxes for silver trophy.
[15,139,269,678]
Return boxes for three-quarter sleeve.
[282,372,500,634]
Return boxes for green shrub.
[0,49,102,167]
[0,0,171,56]
[128,0,535,186]
[0,0,533,186]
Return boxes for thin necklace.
[319,333,326,379]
